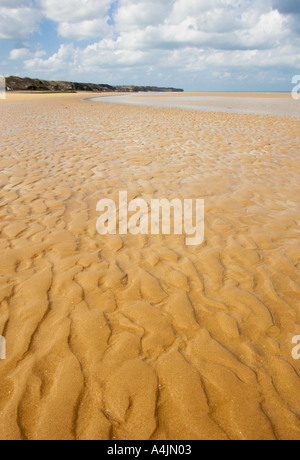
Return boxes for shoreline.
[88,92,299,118]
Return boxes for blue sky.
[0,0,300,91]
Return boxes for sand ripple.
[0,95,299,440]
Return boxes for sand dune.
[0,93,299,440]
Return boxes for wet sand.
[91,92,300,117]
[0,93,300,440]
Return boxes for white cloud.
[57,18,112,41]
[39,0,113,39]
[237,10,289,49]
[0,5,41,40]
[0,0,34,6]
[39,0,112,23]
[24,44,77,73]
[10,48,46,60]
[2,0,300,89]
[0,0,115,41]
[115,0,173,30]
[9,48,31,59]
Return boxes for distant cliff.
[5,76,184,93]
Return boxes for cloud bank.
[1,0,300,90]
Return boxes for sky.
[0,0,300,91]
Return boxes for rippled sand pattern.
[0,95,300,440]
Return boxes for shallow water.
[90,94,300,118]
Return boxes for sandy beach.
[0,92,299,440]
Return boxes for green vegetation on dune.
[5,76,183,93]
